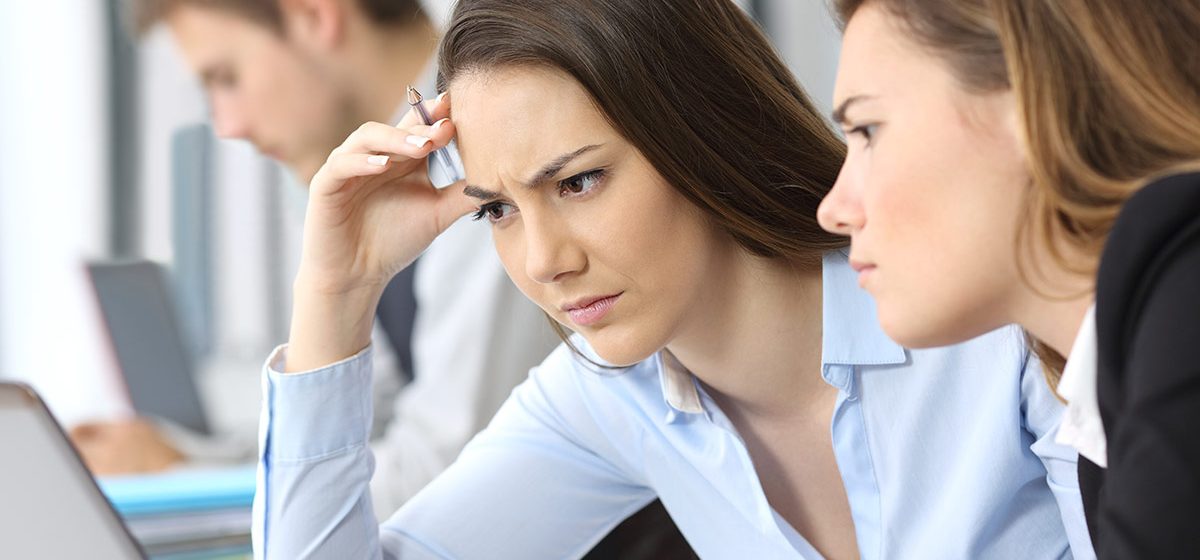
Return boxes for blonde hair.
[835,0,1200,387]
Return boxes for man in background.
[74,0,556,518]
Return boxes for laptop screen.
[87,261,209,435]
[0,383,145,559]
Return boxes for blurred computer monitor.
[87,260,209,435]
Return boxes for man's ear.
[278,0,344,50]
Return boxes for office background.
[0,0,842,425]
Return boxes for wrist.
[285,275,384,373]
[292,265,387,299]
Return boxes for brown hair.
[437,0,849,361]
[128,0,426,35]
[834,0,1200,386]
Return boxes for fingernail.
[406,135,431,148]
[436,91,450,104]
[432,118,449,131]
[367,155,389,166]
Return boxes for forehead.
[449,67,620,185]
[834,5,946,110]
[167,4,277,63]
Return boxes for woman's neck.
[1017,290,1093,359]
[666,253,828,421]
[1013,241,1097,359]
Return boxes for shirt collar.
[656,249,908,417]
[1054,303,1107,467]
[658,350,706,416]
[821,249,908,367]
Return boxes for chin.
[879,306,1000,349]
[580,323,663,368]
[879,308,962,349]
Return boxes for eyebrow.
[198,67,218,87]
[831,95,874,125]
[462,144,603,201]
[463,185,501,200]
[198,64,229,88]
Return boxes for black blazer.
[1079,171,1200,558]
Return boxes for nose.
[209,93,251,139]
[523,210,586,285]
[817,162,866,236]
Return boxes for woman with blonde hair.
[819,0,1200,555]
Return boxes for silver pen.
[406,85,464,185]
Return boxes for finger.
[400,118,457,151]
[313,151,400,187]
[401,117,453,139]
[393,91,452,128]
[434,180,481,232]
[337,121,439,161]
[427,91,452,123]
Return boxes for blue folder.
[98,464,257,517]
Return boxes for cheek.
[492,227,544,307]
[594,183,708,284]
[866,148,1025,346]
[863,154,943,256]
[867,136,1001,262]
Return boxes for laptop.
[0,382,146,559]
[87,260,210,435]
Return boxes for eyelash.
[471,168,608,224]
[848,124,879,146]
[557,168,606,198]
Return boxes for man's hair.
[129,0,426,36]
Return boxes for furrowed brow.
[524,144,602,188]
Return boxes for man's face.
[167,5,355,182]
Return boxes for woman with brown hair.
[254,0,1092,557]
[819,0,1200,556]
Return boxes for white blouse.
[1055,304,1109,467]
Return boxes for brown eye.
[558,169,605,197]
[472,201,517,224]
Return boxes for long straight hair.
[437,0,850,356]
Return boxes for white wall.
[759,0,843,118]
[0,1,128,425]
[138,26,207,265]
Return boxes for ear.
[278,0,344,50]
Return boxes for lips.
[849,259,877,288]
[562,292,623,327]
[849,258,875,273]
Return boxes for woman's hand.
[287,94,476,372]
[69,418,184,475]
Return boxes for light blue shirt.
[253,251,1095,559]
